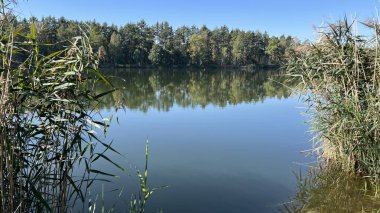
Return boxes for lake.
[88,68,312,213]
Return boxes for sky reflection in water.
[91,69,311,213]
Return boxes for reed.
[288,18,380,182]
[0,1,123,212]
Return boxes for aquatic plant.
[288,18,380,182]
[129,142,166,213]
[0,1,122,212]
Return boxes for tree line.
[15,17,301,68]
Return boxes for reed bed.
[288,18,380,183]
[0,1,124,212]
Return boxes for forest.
[15,16,301,68]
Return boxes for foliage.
[266,37,284,64]
[0,1,127,212]
[109,31,123,64]
[19,16,298,68]
[288,18,380,182]
[86,142,160,213]
[189,26,211,66]
[148,44,172,67]
[130,142,165,213]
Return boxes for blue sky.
[16,0,379,40]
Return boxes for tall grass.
[0,1,124,212]
[288,18,380,182]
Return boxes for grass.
[287,18,380,185]
[85,141,162,213]
[0,1,129,212]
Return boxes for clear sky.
[15,0,379,40]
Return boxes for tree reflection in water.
[93,68,294,111]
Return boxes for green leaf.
[93,88,117,100]
[89,68,114,87]
[29,183,52,212]
[89,169,116,177]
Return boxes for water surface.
[91,69,311,213]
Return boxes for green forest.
[15,17,301,68]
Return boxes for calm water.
[89,69,311,213]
